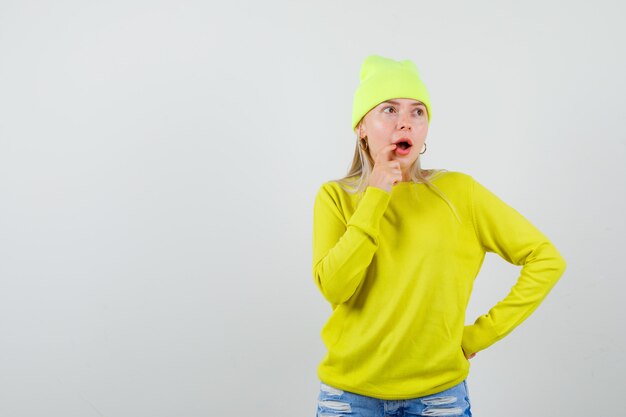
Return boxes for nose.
[398,111,411,130]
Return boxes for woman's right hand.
[368,144,403,193]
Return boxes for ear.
[356,121,366,139]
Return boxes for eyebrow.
[381,100,425,107]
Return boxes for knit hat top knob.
[351,55,432,131]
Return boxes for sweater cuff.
[346,186,391,239]
[461,322,501,356]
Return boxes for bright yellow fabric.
[352,55,432,130]
[312,171,566,400]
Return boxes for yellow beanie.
[351,55,432,131]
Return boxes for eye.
[415,108,424,116]
[382,106,395,113]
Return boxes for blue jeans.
[316,379,472,417]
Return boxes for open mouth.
[396,140,412,150]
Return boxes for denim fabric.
[316,379,472,417]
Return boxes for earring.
[420,142,427,155]
[360,136,369,150]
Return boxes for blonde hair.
[331,122,461,223]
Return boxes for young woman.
[312,55,566,417]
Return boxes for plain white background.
[0,0,624,416]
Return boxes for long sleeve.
[312,184,391,306]
[461,177,567,356]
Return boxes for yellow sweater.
[312,171,566,400]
